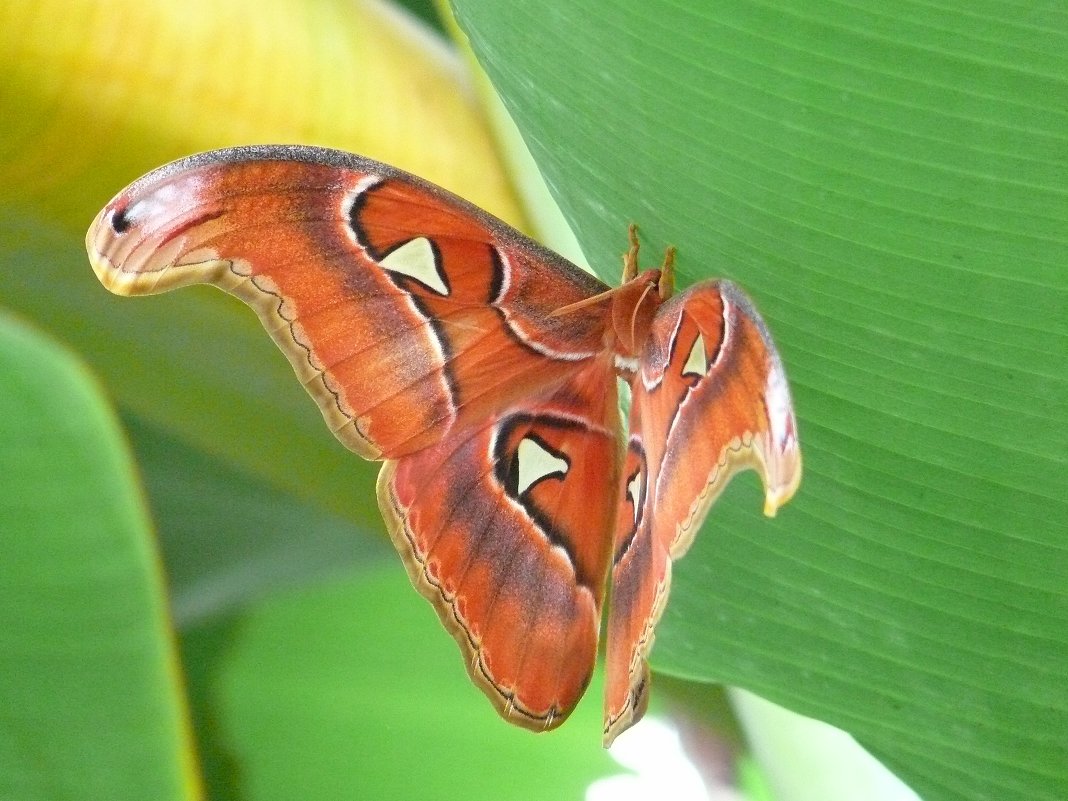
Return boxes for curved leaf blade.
[452,1,1068,799]
[0,312,197,800]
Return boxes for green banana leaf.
[0,313,197,800]
[451,2,1068,800]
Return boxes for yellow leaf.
[0,0,525,230]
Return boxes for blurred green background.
[1,1,1065,800]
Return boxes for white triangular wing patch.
[682,333,707,377]
[380,237,448,295]
[516,437,568,495]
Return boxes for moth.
[86,145,801,746]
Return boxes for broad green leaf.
[451,2,1068,800]
[0,312,197,800]
[181,566,617,801]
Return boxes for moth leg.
[622,223,641,282]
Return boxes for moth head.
[610,268,664,357]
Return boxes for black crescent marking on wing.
[491,413,594,592]
[488,246,506,304]
[345,178,383,256]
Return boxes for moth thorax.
[610,270,662,357]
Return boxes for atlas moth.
[86,145,801,746]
